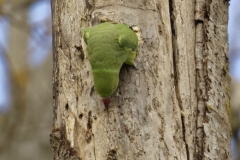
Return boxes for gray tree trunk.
[51,0,231,159]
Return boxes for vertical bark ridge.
[202,0,231,159]
[169,0,197,159]
[195,0,231,159]
[168,0,188,159]
[194,1,206,159]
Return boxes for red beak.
[102,98,110,108]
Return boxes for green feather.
[83,22,138,98]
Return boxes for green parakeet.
[83,22,138,107]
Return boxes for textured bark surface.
[51,0,231,159]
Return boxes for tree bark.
[51,0,231,159]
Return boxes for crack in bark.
[94,5,158,13]
[180,114,189,160]
[169,1,189,160]
[93,134,97,160]
[86,111,96,159]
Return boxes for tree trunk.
[51,0,231,159]
[0,1,53,159]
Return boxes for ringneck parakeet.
[83,22,138,107]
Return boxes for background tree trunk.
[51,0,231,159]
[0,1,53,159]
